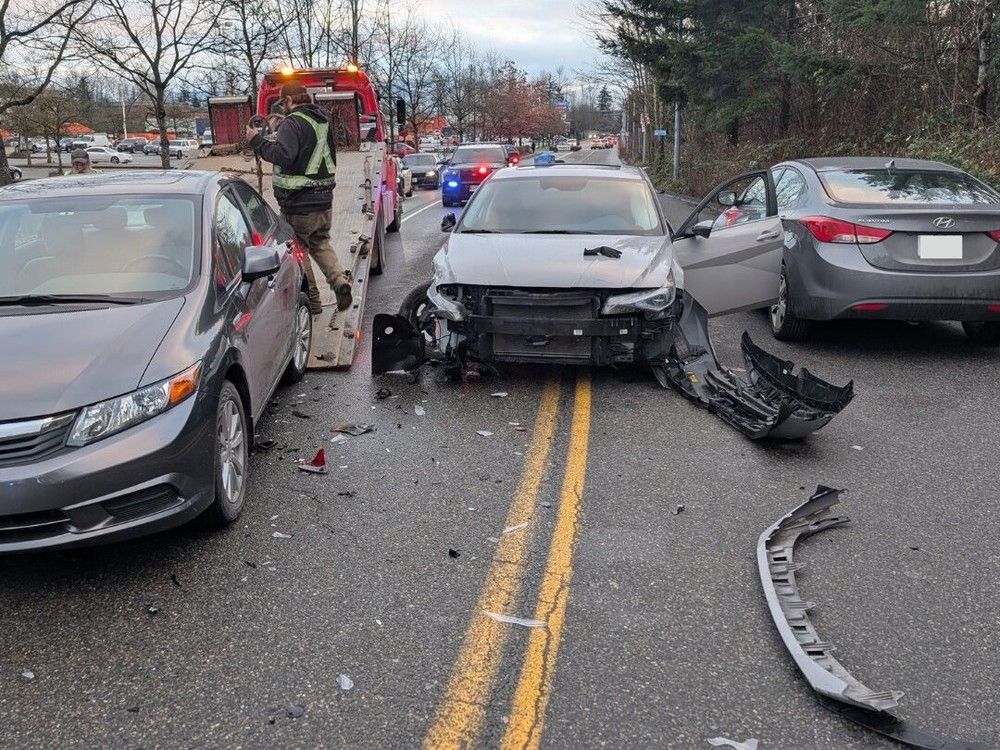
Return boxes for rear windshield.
[819,169,1000,205]
[0,195,198,299]
[458,175,663,236]
[404,154,436,167]
[452,146,507,164]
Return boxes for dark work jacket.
[250,103,337,215]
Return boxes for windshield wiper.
[0,294,143,307]
[459,229,498,234]
[521,229,598,235]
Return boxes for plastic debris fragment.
[707,738,759,750]
[338,674,354,690]
[502,522,529,536]
[298,449,328,474]
[477,430,494,437]
[484,611,545,628]
[332,424,375,436]
[414,405,426,416]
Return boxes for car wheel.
[10,168,21,182]
[770,265,810,341]
[399,282,432,329]
[111,156,120,164]
[200,380,249,528]
[441,197,452,207]
[282,293,313,384]
[370,216,386,274]
[962,321,1000,345]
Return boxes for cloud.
[417,0,603,74]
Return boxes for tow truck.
[206,65,404,370]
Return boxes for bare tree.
[395,18,441,149]
[216,0,290,105]
[0,0,91,183]
[74,0,223,167]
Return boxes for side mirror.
[692,220,713,238]
[395,98,406,126]
[441,213,457,232]
[717,190,737,207]
[242,245,280,282]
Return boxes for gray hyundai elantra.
[0,171,312,552]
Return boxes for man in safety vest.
[246,82,353,314]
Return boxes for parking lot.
[0,146,995,749]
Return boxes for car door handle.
[756,229,781,241]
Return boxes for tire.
[386,198,402,234]
[405,188,413,198]
[442,197,452,207]
[398,282,432,328]
[962,321,1000,344]
[281,293,313,384]
[770,265,810,341]
[111,156,120,164]
[200,380,249,528]
[370,216,386,275]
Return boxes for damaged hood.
[435,233,674,289]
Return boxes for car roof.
[791,156,962,173]
[492,163,644,182]
[0,170,231,200]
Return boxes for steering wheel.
[122,254,189,277]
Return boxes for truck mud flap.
[759,487,988,750]
[656,298,853,440]
[372,313,426,375]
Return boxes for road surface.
[0,147,996,749]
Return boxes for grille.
[0,414,74,468]
[0,508,70,544]
[489,292,597,361]
[103,486,182,522]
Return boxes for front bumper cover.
[759,487,987,749]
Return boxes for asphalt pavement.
[0,147,997,749]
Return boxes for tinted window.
[775,168,808,210]
[451,146,508,164]
[404,154,437,167]
[231,181,275,238]
[818,169,1000,205]
[0,196,197,298]
[215,192,251,288]
[459,176,663,236]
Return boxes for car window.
[214,191,252,289]
[775,168,808,211]
[231,181,275,239]
[452,146,507,164]
[685,174,770,232]
[818,168,1000,205]
[458,175,663,236]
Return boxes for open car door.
[671,171,783,316]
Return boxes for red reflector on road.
[853,303,888,312]
[988,230,1000,242]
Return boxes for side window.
[689,174,769,231]
[231,181,276,240]
[214,191,252,290]
[775,168,808,212]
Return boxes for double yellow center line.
[424,371,592,750]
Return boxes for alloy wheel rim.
[294,306,311,371]
[218,399,246,505]
[771,274,787,330]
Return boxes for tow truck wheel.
[370,216,385,275]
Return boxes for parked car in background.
[396,157,413,197]
[60,137,76,153]
[392,141,416,158]
[71,134,111,150]
[7,166,21,182]
[420,136,442,152]
[504,145,521,166]
[86,146,133,165]
[403,153,441,189]
[440,143,510,207]
[758,157,1000,343]
[117,137,148,153]
[200,130,214,149]
[31,139,55,154]
[168,140,200,159]
[144,141,163,156]
[0,170,312,552]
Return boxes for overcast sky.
[417,0,604,76]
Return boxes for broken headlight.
[601,270,675,317]
[428,283,465,321]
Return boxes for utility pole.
[672,17,682,179]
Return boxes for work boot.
[334,277,353,311]
[309,300,323,316]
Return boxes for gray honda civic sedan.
[0,171,312,552]
[759,157,1000,342]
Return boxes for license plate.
[918,235,962,260]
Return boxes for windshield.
[452,146,507,164]
[0,195,199,299]
[819,169,1000,205]
[458,175,664,236]
[404,154,437,167]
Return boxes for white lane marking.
[402,198,442,223]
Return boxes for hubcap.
[218,398,246,505]
[294,305,312,371]
[771,274,787,330]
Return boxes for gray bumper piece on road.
[759,487,988,750]
[658,297,854,440]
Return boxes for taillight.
[988,230,1000,242]
[853,303,888,312]
[290,238,306,262]
[800,216,893,244]
[478,165,488,175]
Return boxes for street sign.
[654,128,668,137]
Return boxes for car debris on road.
[758,487,987,750]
